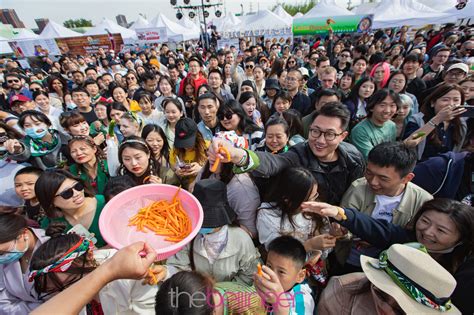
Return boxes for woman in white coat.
[163,179,261,286]
[0,212,49,314]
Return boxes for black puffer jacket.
[252,141,366,205]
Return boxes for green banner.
[292,14,374,36]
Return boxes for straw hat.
[360,243,460,314]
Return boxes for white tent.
[294,12,304,18]
[84,18,136,39]
[372,0,454,28]
[149,13,199,41]
[273,5,293,25]
[304,0,354,18]
[444,1,474,20]
[0,36,13,55]
[39,21,80,38]
[129,15,150,30]
[178,16,201,34]
[351,2,378,15]
[12,29,40,40]
[213,14,242,32]
[239,9,291,32]
[419,0,457,12]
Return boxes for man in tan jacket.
[334,142,432,274]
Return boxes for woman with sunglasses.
[124,71,139,99]
[29,224,158,313]
[0,212,49,314]
[218,100,264,151]
[68,136,110,195]
[36,169,107,248]
[285,56,299,72]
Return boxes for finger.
[261,265,279,283]
[141,242,158,263]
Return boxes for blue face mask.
[25,125,48,139]
[199,227,215,235]
[0,238,28,265]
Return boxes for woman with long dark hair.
[36,169,107,247]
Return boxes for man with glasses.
[71,87,98,124]
[286,69,311,116]
[422,62,469,102]
[209,102,365,205]
[334,49,352,80]
[5,73,32,102]
[9,95,36,116]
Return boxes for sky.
[4,0,362,29]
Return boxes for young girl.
[239,91,263,127]
[119,112,144,138]
[106,102,127,143]
[343,77,376,123]
[350,89,400,159]
[161,97,185,148]
[136,91,163,125]
[68,136,110,195]
[370,62,391,89]
[338,71,355,99]
[218,100,264,150]
[170,118,207,190]
[118,136,176,186]
[253,65,266,97]
[90,100,109,139]
[141,125,180,186]
[257,167,334,259]
[154,76,184,112]
[180,78,196,119]
[272,90,293,114]
[36,169,107,247]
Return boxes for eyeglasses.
[285,77,298,82]
[245,64,254,69]
[30,88,42,92]
[55,182,84,199]
[310,58,318,61]
[288,60,296,64]
[218,111,234,120]
[7,79,20,84]
[309,128,344,141]
[340,54,351,58]
[390,79,405,84]
[125,76,136,81]
[447,71,466,78]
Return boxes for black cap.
[193,179,236,228]
[264,78,280,91]
[174,117,198,149]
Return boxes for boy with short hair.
[254,235,314,314]
[14,166,43,222]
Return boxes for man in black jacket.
[208,102,366,205]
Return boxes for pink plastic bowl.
[99,184,203,261]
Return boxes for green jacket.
[69,160,109,195]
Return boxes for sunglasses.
[55,182,84,200]
[218,111,234,120]
[245,64,254,69]
[7,79,20,83]
[30,88,42,92]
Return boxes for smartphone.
[461,105,474,118]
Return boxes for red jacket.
[178,73,207,97]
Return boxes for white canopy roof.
[304,0,354,18]
[239,9,291,32]
[419,0,457,12]
[273,5,293,25]
[0,36,13,54]
[444,1,474,20]
[294,12,304,18]
[351,2,378,15]
[84,18,137,39]
[372,0,454,28]
[213,14,242,32]
[178,16,201,34]
[39,21,81,38]
[12,28,40,40]
[129,15,150,30]
[149,13,199,41]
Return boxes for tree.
[63,18,93,28]
[271,0,317,15]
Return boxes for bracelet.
[236,150,248,167]
[336,207,347,221]
[428,120,438,128]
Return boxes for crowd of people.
[0,22,474,314]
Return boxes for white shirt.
[372,193,404,223]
